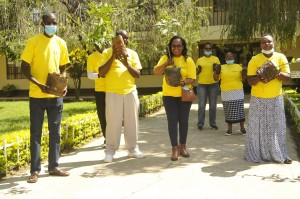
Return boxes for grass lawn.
[0,100,97,135]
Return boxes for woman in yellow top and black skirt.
[154,36,196,161]
[213,52,247,136]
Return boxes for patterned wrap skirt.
[244,95,288,163]
[221,90,245,123]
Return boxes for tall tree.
[223,0,300,48]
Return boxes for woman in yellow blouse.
[213,52,247,136]
[154,36,196,161]
[245,34,292,164]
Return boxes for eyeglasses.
[171,45,183,48]
[204,48,212,50]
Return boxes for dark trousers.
[29,97,63,173]
[163,96,192,146]
[94,91,106,140]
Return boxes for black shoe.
[210,125,218,130]
[198,126,203,130]
[241,128,246,135]
[225,130,232,136]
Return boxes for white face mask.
[261,48,274,55]
[226,60,234,65]
[204,51,212,56]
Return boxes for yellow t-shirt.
[99,48,142,94]
[248,52,290,98]
[87,51,105,92]
[154,55,196,97]
[219,64,243,91]
[196,56,220,84]
[21,33,69,98]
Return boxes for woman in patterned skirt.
[213,52,247,135]
[244,34,292,164]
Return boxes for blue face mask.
[44,25,57,36]
[226,60,234,65]
[204,51,212,56]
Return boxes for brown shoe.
[27,172,38,183]
[48,169,70,176]
[171,146,179,161]
[179,144,190,158]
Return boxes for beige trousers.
[105,90,139,155]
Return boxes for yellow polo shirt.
[87,51,105,92]
[219,64,243,91]
[196,56,220,84]
[21,33,69,98]
[248,52,290,98]
[99,48,142,94]
[154,55,196,97]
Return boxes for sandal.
[27,172,38,183]
[241,128,246,135]
[48,169,70,176]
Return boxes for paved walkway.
[0,95,300,199]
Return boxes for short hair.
[204,42,212,47]
[42,13,56,22]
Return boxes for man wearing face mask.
[196,43,221,131]
[244,34,292,164]
[21,13,70,183]
[213,52,247,136]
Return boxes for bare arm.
[98,56,114,77]
[180,78,195,87]
[213,64,221,81]
[241,67,247,82]
[153,58,174,75]
[213,73,220,81]
[121,55,140,78]
[196,65,202,75]
[59,64,69,77]
[21,60,48,92]
[276,72,291,82]
[247,75,264,85]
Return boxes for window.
[213,0,229,12]
[7,62,25,79]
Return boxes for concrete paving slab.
[0,94,299,199]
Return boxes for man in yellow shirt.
[98,30,144,163]
[21,13,70,183]
[87,44,106,147]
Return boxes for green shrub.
[283,88,300,133]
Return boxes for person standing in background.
[98,30,144,163]
[244,34,292,164]
[196,43,221,131]
[213,52,247,136]
[87,44,106,147]
[154,36,196,161]
[21,12,70,183]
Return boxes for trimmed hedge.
[283,88,300,133]
[0,92,163,178]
